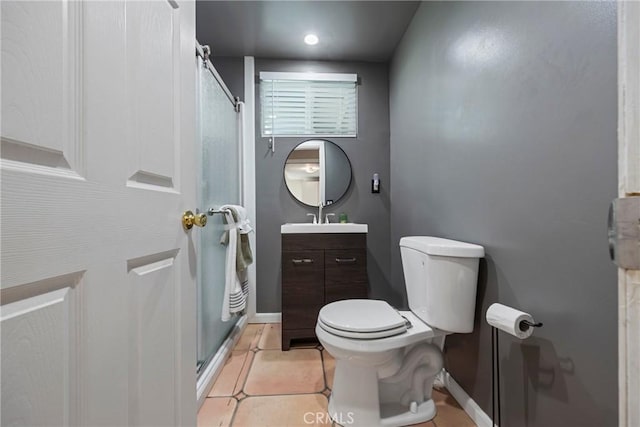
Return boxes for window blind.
[260,73,358,137]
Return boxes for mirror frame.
[283,139,353,208]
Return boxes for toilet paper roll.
[486,303,535,339]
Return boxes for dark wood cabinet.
[281,233,368,350]
[281,250,325,331]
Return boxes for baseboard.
[250,312,281,323]
[442,370,494,427]
[196,315,248,409]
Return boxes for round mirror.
[284,139,352,207]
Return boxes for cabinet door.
[325,249,368,303]
[282,250,325,329]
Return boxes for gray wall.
[389,2,617,426]
[255,59,393,312]
[211,56,245,101]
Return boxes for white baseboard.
[196,315,248,409]
[250,312,281,323]
[442,370,494,427]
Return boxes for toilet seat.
[318,300,408,339]
[318,321,408,339]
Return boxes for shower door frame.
[194,44,250,406]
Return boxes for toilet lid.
[318,300,407,334]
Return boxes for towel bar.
[207,207,231,216]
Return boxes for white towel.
[220,204,251,321]
[232,205,253,235]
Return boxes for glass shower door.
[196,56,241,374]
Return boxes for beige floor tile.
[198,338,475,427]
[197,397,237,427]
[233,351,255,395]
[432,388,449,404]
[258,323,282,350]
[208,351,254,397]
[235,324,265,351]
[233,394,331,427]
[244,349,324,395]
[321,349,335,390]
[208,351,248,397]
[429,387,476,426]
[433,400,476,427]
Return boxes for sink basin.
[281,223,368,234]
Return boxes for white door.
[1,1,197,425]
[617,2,640,426]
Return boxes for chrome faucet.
[318,202,324,223]
[325,213,335,224]
[306,213,317,224]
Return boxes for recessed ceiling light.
[304,34,319,46]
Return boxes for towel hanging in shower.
[219,205,253,321]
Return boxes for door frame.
[617,2,639,426]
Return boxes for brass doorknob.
[182,210,207,230]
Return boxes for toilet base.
[379,400,436,427]
[327,358,438,427]
[327,394,436,427]
[328,361,381,426]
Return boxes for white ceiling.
[196,1,420,62]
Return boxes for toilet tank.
[400,237,484,333]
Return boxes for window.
[260,72,358,137]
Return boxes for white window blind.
[260,72,358,137]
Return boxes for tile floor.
[198,323,477,427]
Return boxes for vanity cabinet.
[281,233,368,350]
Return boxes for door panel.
[0,0,82,173]
[1,285,78,427]
[127,253,178,426]
[126,0,180,190]
[0,0,197,425]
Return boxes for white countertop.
[281,223,368,234]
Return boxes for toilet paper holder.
[519,320,543,332]
[489,309,542,427]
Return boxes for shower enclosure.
[195,48,243,382]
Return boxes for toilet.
[315,236,484,427]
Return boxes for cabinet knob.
[292,258,314,264]
[335,257,357,264]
